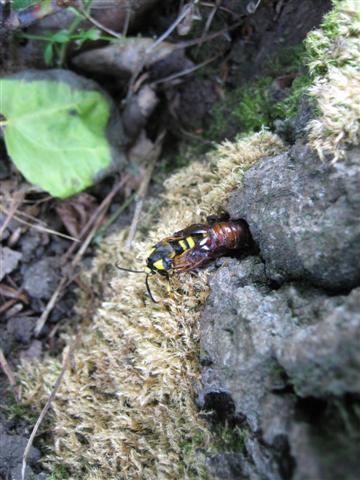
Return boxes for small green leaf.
[82,28,101,41]
[0,77,114,198]
[44,43,54,65]
[51,30,71,44]
[12,0,38,10]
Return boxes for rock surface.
[200,257,360,480]
[23,257,60,300]
[278,288,360,397]
[0,247,22,281]
[201,141,360,479]
[0,421,40,480]
[228,143,360,291]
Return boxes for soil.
[0,0,331,478]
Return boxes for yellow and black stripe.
[176,235,196,253]
[146,235,198,275]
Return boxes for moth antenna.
[145,274,158,303]
[115,263,145,274]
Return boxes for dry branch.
[0,348,19,403]
[35,175,129,336]
[125,132,165,249]
[21,320,89,480]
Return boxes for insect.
[117,217,252,302]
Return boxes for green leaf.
[44,43,54,65]
[0,77,113,198]
[51,30,71,44]
[81,28,101,41]
[12,0,38,10]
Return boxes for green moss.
[205,0,360,144]
[206,77,274,141]
[48,465,70,480]
[206,72,312,141]
[214,424,248,453]
[180,431,206,455]
[305,0,360,77]
[232,78,274,132]
[3,396,37,423]
[265,44,307,77]
[205,44,312,141]
[274,74,313,118]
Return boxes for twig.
[0,283,28,303]
[71,197,110,267]
[0,190,25,239]
[21,321,88,480]
[34,278,67,337]
[175,18,243,50]
[147,2,196,53]
[12,208,47,225]
[0,298,17,315]
[77,0,123,39]
[125,132,165,250]
[62,174,129,263]
[35,176,129,336]
[93,191,136,243]
[122,0,132,37]
[0,348,19,403]
[0,206,79,242]
[200,2,240,17]
[151,53,221,86]
[246,0,262,14]
[127,17,243,97]
[126,1,196,100]
[195,0,220,54]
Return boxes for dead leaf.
[122,85,159,138]
[73,37,179,76]
[55,193,98,238]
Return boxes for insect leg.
[115,263,145,274]
[145,274,159,303]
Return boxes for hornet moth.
[117,217,252,302]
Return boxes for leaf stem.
[20,32,116,43]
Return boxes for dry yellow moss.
[306,0,360,160]
[19,131,284,479]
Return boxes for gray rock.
[0,325,14,356]
[0,430,40,480]
[288,418,360,480]
[19,231,43,263]
[292,95,315,140]
[200,257,360,480]
[0,214,21,239]
[260,394,296,446]
[7,316,35,344]
[228,143,360,291]
[206,449,279,480]
[23,257,60,300]
[20,340,43,363]
[200,257,339,431]
[278,288,360,396]
[0,247,22,281]
[206,453,251,480]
